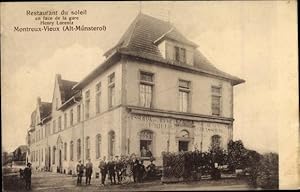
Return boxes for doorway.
[59,150,62,173]
[179,141,189,152]
[48,147,51,171]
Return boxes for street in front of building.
[25,171,250,191]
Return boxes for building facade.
[26,13,244,176]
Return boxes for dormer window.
[157,39,194,66]
[175,46,186,63]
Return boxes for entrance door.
[179,141,189,152]
[59,150,62,173]
[48,147,51,171]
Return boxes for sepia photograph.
[1,1,298,191]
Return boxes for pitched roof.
[105,13,173,57]
[109,13,243,84]
[40,102,52,120]
[59,79,78,104]
[77,13,244,89]
[154,27,198,47]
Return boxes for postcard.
[1,1,298,191]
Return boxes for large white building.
[27,13,244,176]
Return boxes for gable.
[51,74,78,114]
[52,74,63,113]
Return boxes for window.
[140,130,153,158]
[178,130,190,152]
[211,135,221,150]
[96,134,101,159]
[64,113,67,129]
[175,46,186,63]
[70,109,73,126]
[211,86,222,116]
[47,123,51,136]
[179,80,190,112]
[139,72,154,108]
[42,127,44,139]
[77,139,81,160]
[52,146,56,164]
[86,137,90,159]
[64,142,67,161]
[45,124,47,137]
[37,130,39,141]
[77,105,81,123]
[70,141,74,161]
[108,73,115,108]
[85,90,90,118]
[58,116,62,131]
[108,131,115,159]
[96,82,101,114]
[41,148,43,162]
[52,120,56,133]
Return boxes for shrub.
[256,153,279,189]
[227,140,247,170]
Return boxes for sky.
[1,1,298,154]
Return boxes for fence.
[161,150,226,183]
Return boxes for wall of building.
[125,112,231,165]
[27,55,235,173]
[125,58,233,118]
[81,61,123,114]
[28,61,125,175]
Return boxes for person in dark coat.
[138,160,146,183]
[115,156,122,184]
[132,159,139,183]
[146,149,153,157]
[108,159,116,185]
[76,160,84,185]
[85,158,93,185]
[98,156,107,186]
[23,162,32,190]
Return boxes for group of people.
[76,155,157,186]
[76,158,93,185]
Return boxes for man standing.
[108,158,116,185]
[146,159,156,179]
[85,158,93,185]
[138,160,146,183]
[115,156,122,184]
[76,160,84,185]
[23,162,32,190]
[132,158,139,183]
[98,156,107,186]
[141,147,147,157]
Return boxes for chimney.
[56,74,62,81]
[37,97,41,105]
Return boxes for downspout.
[41,117,49,171]
[73,96,84,165]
